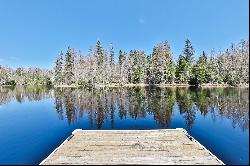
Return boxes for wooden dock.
[40,129,224,165]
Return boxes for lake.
[0,86,248,165]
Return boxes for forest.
[0,39,249,87]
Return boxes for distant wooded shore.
[0,39,249,87]
[52,83,250,88]
[2,83,247,88]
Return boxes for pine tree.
[96,40,104,66]
[118,50,125,66]
[75,52,86,85]
[192,51,208,85]
[109,43,115,83]
[176,39,195,84]
[109,43,115,67]
[118,50,126,84]
[183,39,195,64]
[87,47,97,85]
[129,50,146,84]
[145,54,152,84]
[64,47,75,85]
[95,40,105,84]
[102,50,110,85]
[162,42,175,84]
[54,52,63,85]
[151,45,163,84]
[176,55,188,84]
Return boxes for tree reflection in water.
[0,86,248,131]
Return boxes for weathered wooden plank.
[40,129,224,165]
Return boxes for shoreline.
[1,83,248,88]
[52,83,249,88]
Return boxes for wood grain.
[41,129,224,165]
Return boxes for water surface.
[0,86,248,165]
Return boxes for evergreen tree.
[151,44,164,84]
[192,51,208,85]
[95,40,105,84]
[75,52,86,85]
[118,50,126,84]
[87,47,97,85]
[128,50,146,84]
[96,40,104,66]
[183,39,195,63]
[118,50,125,66]
[109,43,115,67]
[145,54,152,84]
[64,47,75,85]
[176,39,195,84]
[176,55,189,84]
[102,50,110,85]
[109,44,115,83]
[54,52,63,85]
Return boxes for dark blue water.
[0,86,249,165]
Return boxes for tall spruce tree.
[64,47,75,85]
[145,54,152,84]
[118,50,126,84]
[183,39,195,63]
[192,51,208,85]
[118,50,125,66]
[96,40,104,66]
[54,52,64,85]
[109,43,115,83]
[109,43,115,67]
[176,39,195,84]
[176,55,188,84]
[95,40,105,84]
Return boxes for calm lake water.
[0,86,248,165]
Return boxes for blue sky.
[0,0,248,69]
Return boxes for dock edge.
[176,128,224,165]
[39,128,225,165]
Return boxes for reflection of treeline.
[205,88,249,131]
[0,86,248,131]
[0,86,53,105]
[53,87,249,131]
[53,87,176,128]
[176,87,249,131]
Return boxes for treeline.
[53,39,249,86]
[0,39,249,86]
[0,67,52,86]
